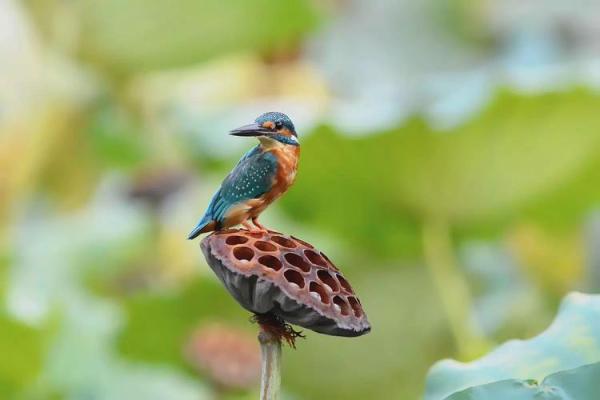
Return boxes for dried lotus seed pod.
[201,229,370,337]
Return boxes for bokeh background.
[2,0,600,399]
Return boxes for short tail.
[187,217,216,240]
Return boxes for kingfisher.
[188,112,300,239]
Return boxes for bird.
[188,112,300,239]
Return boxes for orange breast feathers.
[265,145,300,203]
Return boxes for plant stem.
[258,328,282,400]
[422,217,488,359]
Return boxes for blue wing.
[188,146,277,239]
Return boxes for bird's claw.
[250,218,269,233]
[241,221,268,234]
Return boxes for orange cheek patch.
[262,121,275,130]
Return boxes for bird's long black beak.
[229,123,272,137]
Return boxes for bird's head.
[230,112,299,147]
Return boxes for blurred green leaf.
[445,362,600,400]
[0,314,45,397]
[117,277,250,370]
[282,89,600,258]
[391,90,600,222]
[88,105,148,170]
[0,251,10,299]
[29,0,322,75]
[284,268,450,400]
[424,292,600,400]
[520,155,600,230]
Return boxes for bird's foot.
[251,218,269,233]
[241,221,267,234]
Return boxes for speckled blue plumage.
[188,146,277,239]
[256,112,296,135]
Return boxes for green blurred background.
[2,0,600,399]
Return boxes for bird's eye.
[275,122,283,130]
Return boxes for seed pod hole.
[272,235,297,248]
[333,295,351,316]
[258,255,282,271]
[305,250,327,267]
[284,253,311,272]
[348,296,363,317]
[317,270,339,292]
[309,282,330,304]
[283,269,305,288]
[226,235,248,245]
[233,246,254,261]
[254,241,277,252]
[336,273,352,292]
